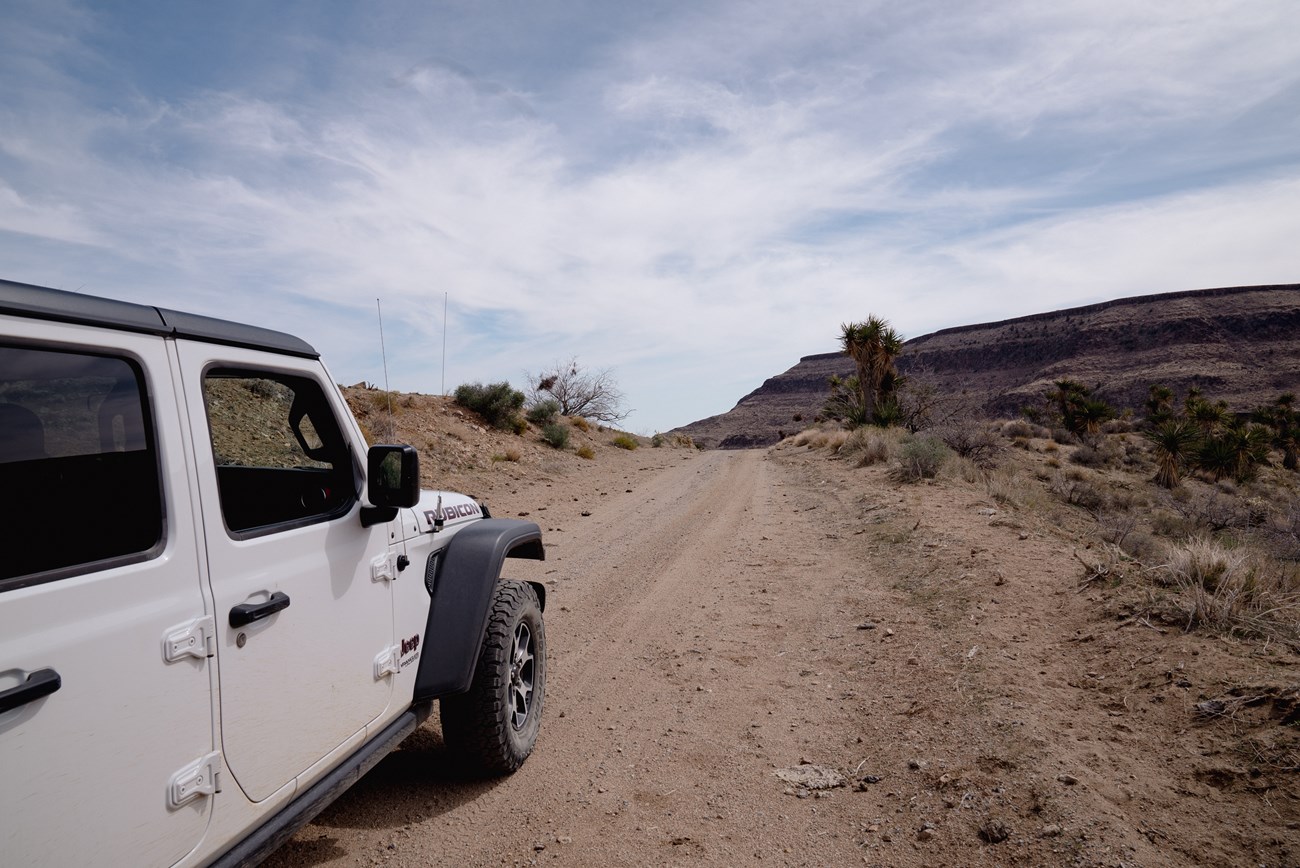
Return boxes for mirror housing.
[366,444,420,509]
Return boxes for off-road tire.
[440,580,545,775]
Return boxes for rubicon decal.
[424,502,482,526]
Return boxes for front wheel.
[440,580,546,774]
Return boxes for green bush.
[890,436,950,483]
[454,382,525,431]
[612,433,638,450]
[541,422,570,449]
[527,399,561,426]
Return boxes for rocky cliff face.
[674,284,1300,449]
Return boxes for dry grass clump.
[1155,538,1300,638]
[1000,420,1050,440]
[837,427,898,467]
[570,416,591,432]
[983,465,1024,506]
[611,433,638,450]
[491,448,522,463]
[789,426,851,450]
[576,445,595,460]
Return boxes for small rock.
[533,843,546,851]
[1057,774,1079,786]
[979,820,1010,843]
[908,759,926,770]
[880,832,892,842]
[884,628,895,637]
[977,508,997,516]
[1018,532,1030,540]
[855,775,882,790]
[581,510,592,517]
[907,657,918,666]
[917,827,935,842]
[1041,824,1063,838]
[856,621,877,630]
[775,765,846,790]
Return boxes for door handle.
[229,591,291,628]
[0,668,61,713]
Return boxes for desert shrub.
[936,423,1000,466]
[1001,420,1035,439]
[1051,427,1079,446]
[1150,509,1193,538]
[1097,510,1139,548]
[571,416,591,432]
[1050,471,1107,513]
[363,414,397,444]
[1119,530,1163,563]
[1171,490,1254,533]
[839,427,895,467]
[576,445,595,460]
[527,399,561,426]
[366,389,400,414]
[890,436,950,483]
[541,423,570,449]
[1070,445,1106,468]
[1102,418,1134,435]
[454,382,525,431]
[651,433,666,447]
[612,433,638,450]
[491,448,522,463]
[1262,494,1300,559]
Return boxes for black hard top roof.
[0,278,319,359]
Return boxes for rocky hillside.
[674,283,1300,449]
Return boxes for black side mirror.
[367,444,420,509]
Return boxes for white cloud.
[1,0,1298,432]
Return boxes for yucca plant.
[1145,419,1199,488]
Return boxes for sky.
[2,1,1298,433]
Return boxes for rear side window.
[0,344,162,587]
[202,371,355,535]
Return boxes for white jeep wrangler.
[0,279,547,866]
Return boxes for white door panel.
[0,326,213,866]
[175,343,393,802]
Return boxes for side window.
[0,344,162,586]
[202,370,355,535]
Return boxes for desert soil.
[264,427,1299,867]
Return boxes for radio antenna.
[376,298,393,417]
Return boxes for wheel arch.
[412,519,544,702]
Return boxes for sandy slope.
[264,441,1298,868]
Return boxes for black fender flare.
[413,518,545,702]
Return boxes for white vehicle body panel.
[0,317,215,867]
[173,342,398,803]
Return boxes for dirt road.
[266,446,1298,867]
